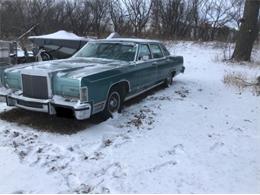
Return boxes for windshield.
[74,42,137,61]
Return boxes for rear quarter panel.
[168,56,184,75]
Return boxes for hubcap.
[108,92,120,113]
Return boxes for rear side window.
[150,44,164,59]
[161,44,170,56]
[138,44,152,60]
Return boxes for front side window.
[74,42,137,62]
[138,44,152,61]
[150,44,164,59]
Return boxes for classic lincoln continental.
[0,39,185,120]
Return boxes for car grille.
[22,74,49,99]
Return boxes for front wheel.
[107,91,121,113]
[102,89,124,119]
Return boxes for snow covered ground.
[0,42,259,193]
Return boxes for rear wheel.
[164,73,173,87]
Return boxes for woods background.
[0,0,248,42]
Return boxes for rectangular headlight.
[80,87,88,102]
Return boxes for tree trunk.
[232,0,259,61]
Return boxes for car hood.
[5,58,130,79]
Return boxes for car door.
[149,43,168,81]
[129,44,157,93]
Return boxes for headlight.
[80,87,88,102]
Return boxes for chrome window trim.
[133,43,139,62]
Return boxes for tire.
[163,73,173,87]
[41,52,52,61]
[102,87,124,119]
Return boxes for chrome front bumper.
[3,92,92,120]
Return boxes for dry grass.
[213,41,260,66]
[212,41,234,63]
[223,72,260,96]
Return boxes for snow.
[0,42,259,193]
[0,147,63,193]
[17,50,34,57]
[28,30,89,41]
[0,87,11,96]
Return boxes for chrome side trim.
[92,101,106,114]
[134,56,167,65]
[93,80,162,114]
[124,81,164,101]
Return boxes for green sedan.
[0,38,185,120]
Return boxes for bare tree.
[0,0,28,38]
[178,0,202,39]
[200,0,237,41]
[109,0,131,35]
[26,0,56,33]
[63,0,92,35]
[89,0,110,37]
[0,0,243,41]
[150,0,162,37]
[155,0,185,39]
[232,0,260,61]
[123,0,152,36]
[228,0,245,29]
[187,0,201,39]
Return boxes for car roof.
[95,38,161,44]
